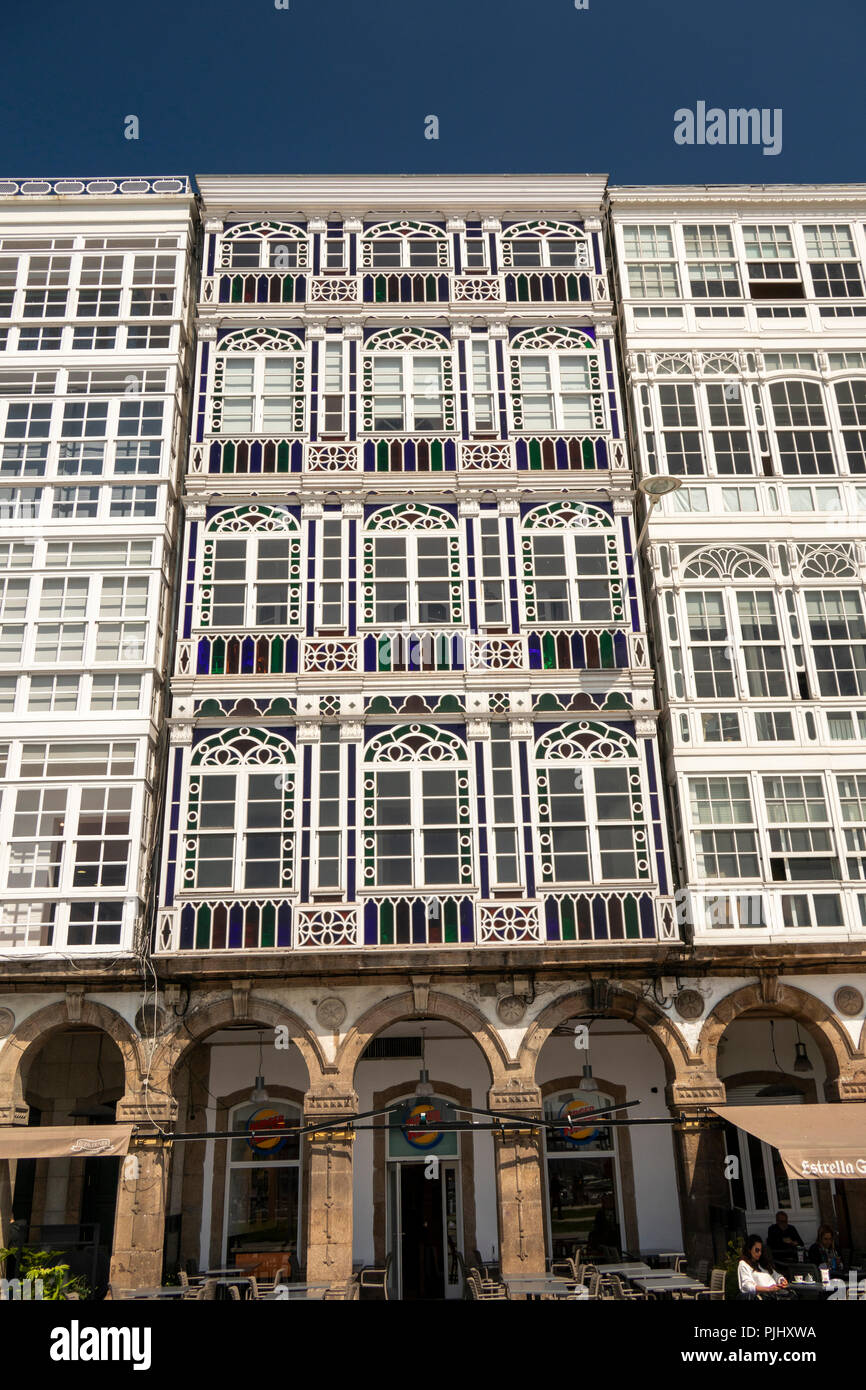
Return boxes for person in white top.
[738,1235,793,1298]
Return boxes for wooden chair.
[323,1277,359,1300]
[256,1265,289,1295]
[185,1278,217,1301]
[550,1257,577,1279]
[583,1271,602,1300]
[358,1252,392,1300]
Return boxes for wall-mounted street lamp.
[635,474,682,552]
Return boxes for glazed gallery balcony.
[175,629,650,677]
[187,433,624,475]
[155,890,679,952]
[199,270,610,308]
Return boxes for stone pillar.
[489,1082,547,1276]
[303,1089,357,1286]
[669,1080,730,1268]
[108,1094,175,1293]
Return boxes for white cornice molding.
[196,174,609,218]
[608,184,866,215]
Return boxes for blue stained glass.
[545,898,561,941]
[614,632,628,665]
[592,897,609,940]
[364,900,377,945]
[277,904,292,948]
[228,902,244,949]
[180,904,195,950]
[196,639,211,675]
[460,899,474,943]
[640,897,655,939]
[241,637,255,673]
[165,853,176,906]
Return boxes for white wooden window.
[621,225,680,298]
[190,768,294,891]
[688,776,760,880]
[515,352,595,431]
[535,739,647,885]
[208,535,297,628]
[221,357,299,433]
[371,354,444,431]
[469,339,496,432]
[315,517,348,630]
[477,515,508,627]
[312,726,343,890]
[320,341,346,434]
[486,724,522,886]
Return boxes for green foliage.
[0,1245,90,1300]
[722,1237,743,1300]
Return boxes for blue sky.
[2,0,863,182]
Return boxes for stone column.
[489,1082,547,1276]
[669,1079,730,1268]
[303,1089,357,1286]
[108,1097,175,1293]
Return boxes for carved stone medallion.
[497,995,527,1025]
[674,989,704,1021]
[834,986,864,1017]
[316,997,347,1030]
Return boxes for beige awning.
[0,1125,133,1159]
[712,1105,866,1181]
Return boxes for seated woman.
[737,1235,796,1299]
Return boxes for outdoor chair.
[227,1284,242,1300]
[358,1252,392,1300]
[674,1256,687,1273]
[256,1265,289,1294]
[583,1272,602,1300]
[473,1247,500,1281]
[550,1257,577,1279]
[186,1278,217,1301]
[605,1273,645,1301]
[697,1268,726,1301]
[466,1271,509,1301]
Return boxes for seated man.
[767,1210,804,1263]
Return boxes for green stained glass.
[582,437,595,468]
[277,441,290,472]
[561,898,576,941]
[195,904,211,950]
[625,896,639,939]
[444,899,458,943]
[529,438,542,470]
[261,903,275,949]
[431,439,443,471]
[542,632,556,669]
[600,631,614,667]
[270,636,284,673]
[223,442,235,473]
[377,440,389,471]
[212,638,225,676]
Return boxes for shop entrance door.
[387,1160,462,1300]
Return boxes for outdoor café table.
[506,1276,588,1301]
[123,1286,187,1300]
[261,1282,333,1300]
[630,1275,707,1297]
[595,1262,653,1277]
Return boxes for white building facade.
[608,183,866,1249]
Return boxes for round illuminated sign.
[558,1098,599,1147]
[246,1107,290,1154]
[402,1102,443,1151]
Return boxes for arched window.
[544,1087,621,1254]
[184,728,295,892]
[363,724,472,889]
[363,503,462,627]
[200,505,301,630]
[213,328,305,435]
[501,220,589,270]
[360,220,449,270]
[678,549,789,702]
[219,222,308,270]
[225,1099,302,1265]
[509,327,605,433]
[521,501,623,626]
[362,327,455,434]
[833,379,866,473]
[534,722,649,884]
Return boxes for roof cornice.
[195,173,609,218]
[607,183,866,214]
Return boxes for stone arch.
[697,982,861,1086]
[0,999,146,1122]
[518,983,692,1087]
[335,989,511,1089]
[149,993,331,1104]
